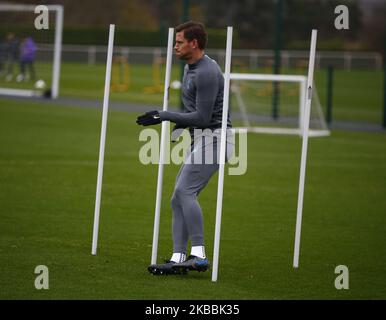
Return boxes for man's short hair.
[175,21,207,50]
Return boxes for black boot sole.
[148,266,187,276]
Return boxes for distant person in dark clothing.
[18,36,37,82]
[4,32,19,81]
[0,36,5,76]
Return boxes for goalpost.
[0,4,63,99]
[232,32,323,269]
[230,73,330,137]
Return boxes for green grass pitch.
[0,98,385,299]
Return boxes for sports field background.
[0,66,385,298]
[0,61,383,124]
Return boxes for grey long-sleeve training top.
[159,55,232,130]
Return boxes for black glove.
[136,110,161,126]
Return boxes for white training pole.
[51,5,63,99]
[299,78,306,135]
[212,26,233,282]
[293,29,317,268]
[91,24,115,255]
[151,28,174,265]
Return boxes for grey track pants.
[171,129,234,253]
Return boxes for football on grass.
[35,80,46,89]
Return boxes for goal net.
[0,4,63,98]
[230,73,330,137]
